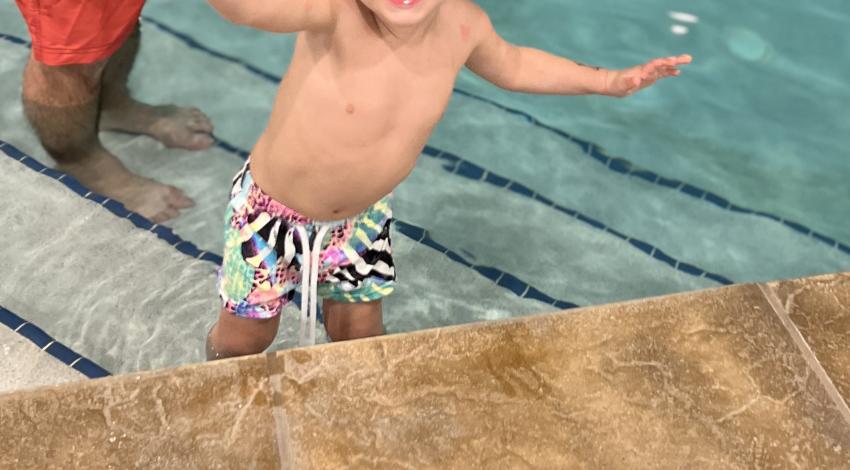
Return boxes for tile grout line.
[264,353,294,470]
[757,283,850,428]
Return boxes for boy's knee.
[207,318,278,359]
[324,300,384,342]
[242,331,277,354]
[225,331,276,357]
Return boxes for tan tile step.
[2,275,849,469]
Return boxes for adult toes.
[190,110,214,132]
[189,132,215,149]
[168,186,196,208]
[189,118,214,133]
[150,207,179,223]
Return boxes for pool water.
[1,0,849,372]
[135,0,850,284]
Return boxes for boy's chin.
[370,0,438,26]
[376,11,432,28]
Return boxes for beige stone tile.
[0,355,279,470]
[269,285,850,469]
[769,272,850,405]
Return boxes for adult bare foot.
[59,148,194,223]
[101,100,215,150]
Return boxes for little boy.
[206,0,691,359]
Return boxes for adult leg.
[21,56,194,222]
[99,25,215,150]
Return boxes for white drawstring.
[294,224,331,346]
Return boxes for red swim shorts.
[15,0,146,66]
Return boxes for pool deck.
[1,272,848,469]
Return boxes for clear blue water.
[1,0,849,368]
[139,0,850,248]
[137,0,850,280]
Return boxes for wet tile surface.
[269,285,850,469]
[0,355,279,470]
[770,272,850,405]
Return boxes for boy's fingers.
[671,54,692,65]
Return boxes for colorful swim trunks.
[15,0,145,66]
[218,161,396,324]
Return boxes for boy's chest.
[306,33,464,129]
[339,59,455,125]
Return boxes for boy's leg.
[322,299,384,342]
[206,308,281,360]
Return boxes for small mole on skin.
[345,103,355,114]
[460,24,470,41]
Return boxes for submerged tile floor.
[1,274,849,469]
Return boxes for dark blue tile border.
[3,24,848,257]
[0,32,30,47]
[421,146,735,286]
[0,305,110,379]
[0,139,224,267]
[1,139,224,379]
[394,221,580,310]
[448,89,850,255]
[140,17,281,84]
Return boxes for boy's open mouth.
[389,0,420,9]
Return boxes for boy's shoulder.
[441,0,493,47]
[443,0,488,23]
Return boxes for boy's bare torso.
[250,0,477,220]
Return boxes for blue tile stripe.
[0,140,224,266]
[100,20,849,257]
[421,145,736,286]
[448,95,850,257]
[0,305,110,379]
[0,140,304,356]
[140,17,281,84]
[0,31,30,47]
[5,25,845,255]
[394,221,578,310]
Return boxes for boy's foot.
[101,100,215,150]
[58,148,194,223]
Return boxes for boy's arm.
[465,11,691,97]
[207,0,337,33]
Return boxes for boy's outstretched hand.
[604,54,692,97]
